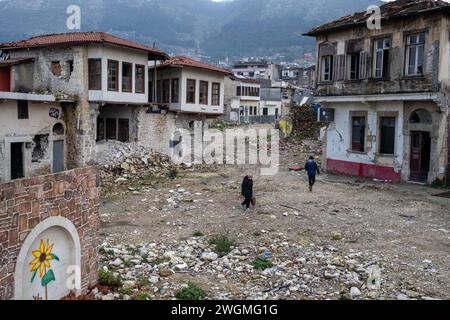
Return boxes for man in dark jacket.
[241,175,253,211]
[305,156,320,192]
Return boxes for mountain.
[0,0,380,61]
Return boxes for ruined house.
[304,0,450,184]
[0,32,169,182]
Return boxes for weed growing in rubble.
[252,257,274,270]
[152,257,165,266]
[168,168,179,179]
[209,234,235,256]
[98,270,122,290]
[192,230,204,237]
[137,277,150,289]
[175,283,207,300]
[136,292,151,300]
[118,287,133,296]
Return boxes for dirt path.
[98,141,450,300]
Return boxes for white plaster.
[14,217,81,300]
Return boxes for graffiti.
[29,239,60,300]
[49,108,60,119]
[0,50,10,61]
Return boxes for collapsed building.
[0,33,229,182]
[304,0,450,184]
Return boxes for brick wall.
[0,166,100,300]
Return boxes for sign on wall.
[49,108,60,119]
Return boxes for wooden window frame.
[199,81,209,105]
[162,79,170,103]
[186,79,196,104]
[349,111,368,154]
[212,82,220,106]
[88,59,102,90]
[122,62,133,93]
[171,78,180,103]
[135,64,145,94]
[107,60,119,92]
[17,100,29,119]
[405,32,426,76]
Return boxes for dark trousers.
[308,175,316,187]
[242,197,252,208]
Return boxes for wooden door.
[410,132,422,181]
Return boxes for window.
[135,65,145,93]
[88,59,102,90]
[321,55,333,81]
[122,62,132,92]
[348,53,360,80]
[379,117,396,155]
[162,79,170,103]
[106,118,117,140]
[107,60,119,91]
[156,80,162,103]
[149,81,153,102]
[405,33,425,76]
[373,38,390,78]
[351,116,366,152]
[17,100,28,119]
[97,118,130,142]
[199,81,208,105]
[212,82,220,106]
[171,78,180,103]
[187,79,196,104]
[237,86,241,96]
[51,61,61,76]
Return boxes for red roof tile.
[304,0,450,36]
[0,32,168,60]
[158,56,232,75]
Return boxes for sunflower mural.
[29,239,60,300]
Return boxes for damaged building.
[304,0,450,184]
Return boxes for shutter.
[359,51,368,79]
[332,55,338,81]
[338,54,346,81]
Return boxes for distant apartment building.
[223,76,261,123]
[281,65,316,89]
[232,60,281,81]
[305,0,450,184]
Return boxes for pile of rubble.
[96,141,182,182]
[92,235,439,301]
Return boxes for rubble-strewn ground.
[96,134,450,301]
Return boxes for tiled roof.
[0,58,34,67]
[159,56,232,75]
[0,32,169,59]
[304,0,450,36]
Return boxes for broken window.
[53,123,64,135]
[171,78,180,103]
[88,59,102,90]
[348,53,360,80]
[106,118,117,140]
[162,79,170,103]
[67,60,74,79]
[32,134,49,162]
[107,60,119,91]
[118,119,129,142]
[199,81,208,105]
[17,100,28,119]
[321,55,333,81]
[122,62,132,92]
[212,82,220,106]
[186,79,196,104]
[405,33,425,76]
[373,38,390,78]
[135,65,145,93]
[97,118,105,141]
[351,116,366,152]
[379,117,396,155]
[51,61,61,76]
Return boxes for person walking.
[305,156,320,192]
[241,175,254,211]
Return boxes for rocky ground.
[93,136,450,301]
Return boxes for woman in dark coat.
[241,175,254,210]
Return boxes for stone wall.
[0,166,100,300]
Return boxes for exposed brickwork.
[0,166,100,300]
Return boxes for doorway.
[11,142,24,180]
[53,140,64,173]
[410,131,431,182]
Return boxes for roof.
[230,75,261,84]
[157,56,232,76]
[0,58,34,67]
[233,61,269,68]
[0,32,169,60]
[304,0,450,36]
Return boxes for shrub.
[152,258,165,266]
[118,287,133,296]
[136,292,151,300]
[168,168,178,179]
[192,230,204,237]
[251,257,274,270]
[175,283,207,300]
[209,234,235,256]
[98,270,122,290]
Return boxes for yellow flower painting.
[29,239,60,300]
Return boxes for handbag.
[251,197,256,206]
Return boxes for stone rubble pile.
[91,234,437,301]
